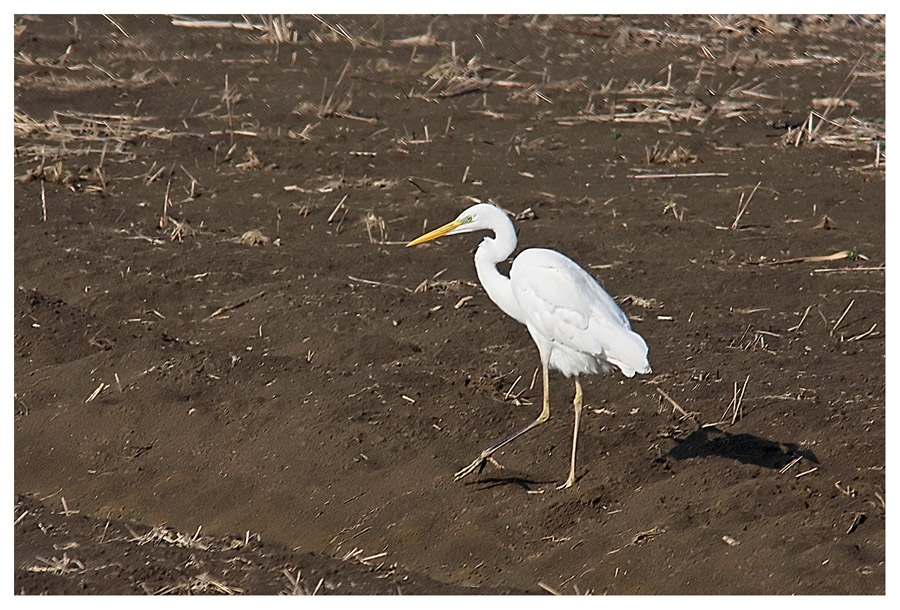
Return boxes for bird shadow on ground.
[458,474,551,492]
[663,427,819,471]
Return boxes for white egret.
[407,202,651,489]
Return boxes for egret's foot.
[454,454,503,481]
[555,474,576,490]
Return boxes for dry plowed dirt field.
[14,15,884,595]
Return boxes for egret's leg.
[557,377,583,490]
[454,362,552,481]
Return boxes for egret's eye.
[464,215,474,223]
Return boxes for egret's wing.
[510,249,649,375]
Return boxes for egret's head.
[406,203,505,247]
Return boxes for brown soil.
[14,15,885,595]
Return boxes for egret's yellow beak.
[406,219,463,247]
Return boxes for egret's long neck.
[473,215,525,324]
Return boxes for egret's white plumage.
[407,202,650,488]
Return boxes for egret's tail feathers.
[604,327,651,377]
[610,360,652,377]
